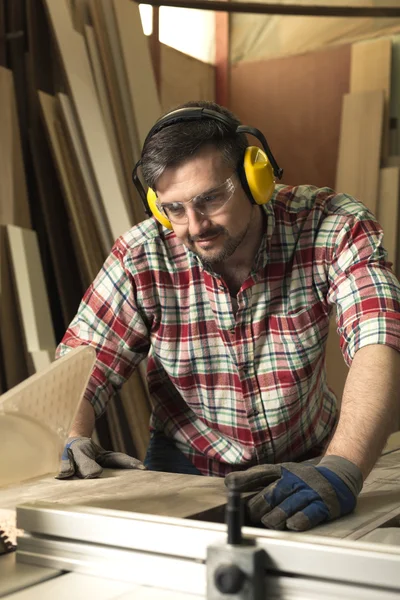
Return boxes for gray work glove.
[225,455,363,531]
[56,436,146,479]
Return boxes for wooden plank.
[111,0,161,148]
[83,24,131,222]
[335,89,384,215]
[43,0,131,243]
[87,0,140,223]
[390,35,400,156]
[38,91,104,285]
[160,44,215,112]
[377,166,399,274]
[0,226,29,390]
[350,38,391,160]
[230,44,351,189]
[0,67,31,228]
[28,125,84,328]
[6,226,56,353]
[57,92,112,254]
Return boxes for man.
[57,101,400,532]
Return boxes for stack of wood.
[0,0,215,459]
[326,36,400,405]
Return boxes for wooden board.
[230,44,351,189]
[57,92,112,254]
[335,89,384,215]
[38,91,104,286]
[377,166,400,274]
[161,44,215,112]
[0,226,29,390]
[43,0,131,243]
[0,67,31,229]
[6,226,56,353]
[83,24,131,220]
[350,38,391,161]
[111,0,161,148]
[390,35,400,156]
[87,0,140,224]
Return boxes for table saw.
[1,442,400,599]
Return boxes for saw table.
[1,444,400,599]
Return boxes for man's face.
[155,147,255,264]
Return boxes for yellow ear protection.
[131,107,283,229]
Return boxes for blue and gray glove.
[56,437,146,479]
[225,456,363,531]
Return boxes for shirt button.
[248,409,259,418]
[230,328,235,334]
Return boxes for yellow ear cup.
[243,146,275,205]
[147,188,173,229]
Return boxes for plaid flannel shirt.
[57,185,400,476]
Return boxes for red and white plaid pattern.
[57,185,400,476]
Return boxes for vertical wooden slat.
[350,38,391,161]
[43,0,131,243]
[335,90,384,215]
[7,225,56,354]
[0,67,31,228]
[377,166,400,275]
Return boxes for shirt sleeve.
[56,241,150,417]
[326,209,400,366]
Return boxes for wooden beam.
[215,1,229,107]
[335,90,384,215]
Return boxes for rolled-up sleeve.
[326,211,400,366]
[56,241,150,417]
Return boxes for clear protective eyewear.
[156,175,236,224]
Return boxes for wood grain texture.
[43,0,131,243]
[390,35,400,156]
[111,0,161,148]
[88,0,141,224]
[230,44,351,189]
[6,226,56,353]
[161,44,215,112]
[0,469,228,520]
[0,226,29,390]
[350,37,391,160]
[335,89,384,215]
[377,166,399,274]
[0,67,31,229]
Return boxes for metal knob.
[214,563,246,594]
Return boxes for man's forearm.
[69,397,96,438]
[325,344,400,479]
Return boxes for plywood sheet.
[7,226,56,353]
[83,24,130,219]
[230,44,351,189]
[87,0,140,224]
[161,44,215,112]
[43,0,131,242]
[390,35,400,156]
[350,38,391,161]
[0,226,29,390]
[377,166,399,274]
[111,0,161,148]
[0,67,31,228]
[335,89,384,215]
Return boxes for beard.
[186,223,250,265]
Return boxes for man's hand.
[56,437,146,479]
[225,456,363,531]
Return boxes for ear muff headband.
[132,107,283,229]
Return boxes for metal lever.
[206,485,267,599]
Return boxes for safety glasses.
[155,175,236,225]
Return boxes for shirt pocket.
[268,303,329,373]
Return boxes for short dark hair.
[141,100,248,190]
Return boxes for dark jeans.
[144,432,202,475]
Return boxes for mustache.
[188,227,225,243]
